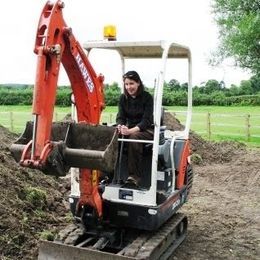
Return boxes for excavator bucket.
[10,122,118,175]
[63,123,118,173]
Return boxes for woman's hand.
[120,125,129,135]
[120,125,140,136]
[117,124,129,135]
[116,124,122,134]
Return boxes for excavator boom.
[10,0,120,174]
[20,0,105,167]
[10,0,118,222]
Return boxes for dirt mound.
[164,112,247,164]
[0,125,70,260]
[0,125,17,149]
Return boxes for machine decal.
[117,210,129,217]
[172,198,181,211]
[75,52,94,93]
[119,189,133,201]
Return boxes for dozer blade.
[10,122,118,175]
[38,213,187,260]
[38,240,134,260]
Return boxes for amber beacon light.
[103,25,117,41]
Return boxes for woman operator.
[116,71,154,187]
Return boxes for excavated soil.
[0,112,259,259]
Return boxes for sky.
[0,0,252,87]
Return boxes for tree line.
[0,74,259,106]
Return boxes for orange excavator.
[11,0,117,221]
[11,1,193,259]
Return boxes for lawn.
[0,105,259,147]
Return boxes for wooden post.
[245,114,250,141]
[207,112,211,140]
[10,111,14,132]
[55,112,58,122]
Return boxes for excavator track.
[38,213,187,260]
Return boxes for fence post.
[55,112,58,122]
[10,111,14,132]
[245,114,250,141]
[207,112,211,140]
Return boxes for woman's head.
[123,71,144,97]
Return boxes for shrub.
[39,230,57,241]
[0,84,259,106]
[24,187,47,209]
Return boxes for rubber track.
[120,212,187,259]
[43,213,187,260]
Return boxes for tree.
[180,82,188,91]
[212,0,260,74]
[204,79,222,94]
[228,84,240,96]
[250,74,260,93]
[168,79,181,91]
[239,80,253,95]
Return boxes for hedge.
[0,87,259,106]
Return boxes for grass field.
[1,105,259,114]
[1,105,259,147]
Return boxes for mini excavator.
[10,1,193,259]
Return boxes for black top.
[116,91,153,131]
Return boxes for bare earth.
[0,113,259,259]
[174,150,260,260]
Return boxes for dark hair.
[123,70,144,96]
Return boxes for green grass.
[1,105,260,147]
[164,106,260,147]
[176,105,260,114]
[0,105,71,113]
[2,105,257,114]
[101,105,260,115]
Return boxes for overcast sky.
[1,0,251,87]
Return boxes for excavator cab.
[77,40,193,229]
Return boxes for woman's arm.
[116,94,126,125]
[137,92,153,131]
[120,125,140,135]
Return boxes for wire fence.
[0,111,260,145]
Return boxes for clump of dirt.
[0,125,17,150]
[0,125,70,260]
[0,112,259,260]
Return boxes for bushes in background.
[0,82,259,106]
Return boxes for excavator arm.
[11,0,118,219]
[25,0,104,165]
